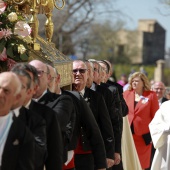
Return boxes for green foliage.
[113,64,155,81]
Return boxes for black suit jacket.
[29,100,63,170]
[38,91,75,162]
[17,106,46,170]
[84,88,115,159]
[38,91,75,135]
[105,80,128,117]
[1,115,35,170]
[63,90,107,169]
[95,84,122,153]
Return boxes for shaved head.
[0,72,22,115]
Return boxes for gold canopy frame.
[7,0,72,89]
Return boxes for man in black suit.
[0,72,35,170]
[97,60,128,170]
[85,60,122,167]
[11,63,63,170]
[29,60,75,164]
[11,67,47,170]
[73,60,115,168]
[72,59,113,170]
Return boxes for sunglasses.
[72,69,87,74]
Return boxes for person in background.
[117,74,128,87]
[123,72,159,170]
[164,87,170,100]
[151,81,168,106]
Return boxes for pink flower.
[0,29,12,40]
[0,0,6,14]
[0,47,7,61]
[14,21,31,37]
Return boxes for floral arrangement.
[0,0,31,70]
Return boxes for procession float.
[0,0,72,89]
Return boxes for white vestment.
[149,101,170,170]
[121,116,142,170]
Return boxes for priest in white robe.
[149,100,170,170]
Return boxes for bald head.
[29,60,47,72]
[29,60,49,98]
[0,72,22,115]
[0,72,21,95]
[152,81,165,100]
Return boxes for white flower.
[18,44,26,54]
[7,12,18,22]
[14,21,31,37]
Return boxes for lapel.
[18,107,27,124]
[29,100,35,110]
[126,90,135,114]
[134,91,149,114]
[38,93,50,104]
[84,87,89,99]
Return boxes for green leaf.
[20,53,29,61]
[0,39,7,52]
[6,46,14,58]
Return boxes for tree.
[38,0,123,55]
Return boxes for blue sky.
[116,0,170,50]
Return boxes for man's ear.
[27,88,32,95]
[47,73,51,83]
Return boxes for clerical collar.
[33,90,47,102]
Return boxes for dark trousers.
[75,153,94,170]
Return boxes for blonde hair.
[128,72,150,91]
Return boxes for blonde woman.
[123,72,159,170]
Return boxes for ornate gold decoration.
[6,0,72,88]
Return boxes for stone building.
[115,19,166,65]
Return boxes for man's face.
[29,60,48,98]
[73,61,88,88]
[0,73,20,115]
[99,62,108,83]
[153,82,165,100]
[86,62,94,87]
[93,63,99,83]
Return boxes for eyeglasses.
[72,69,87,74]
[154,88,164,91]
[37,70,48,77]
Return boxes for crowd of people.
[0,59,170,170]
